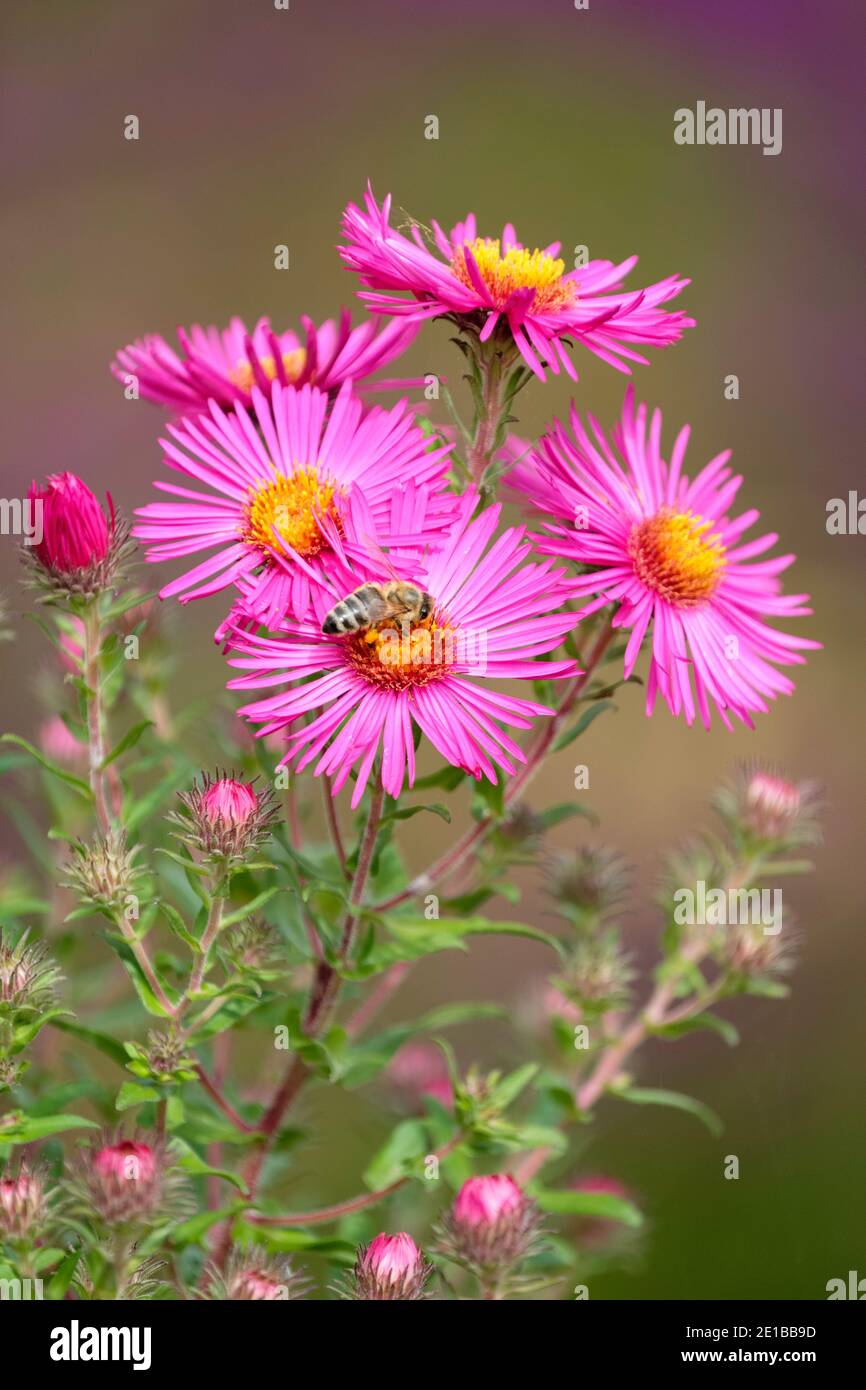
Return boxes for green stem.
[83,600,111,834]
[188,890,224,999]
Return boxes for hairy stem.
[83,599,111,834]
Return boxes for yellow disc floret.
[345,618,454,691]
[245,467,341,560]
[230,349,307,394]
[628,508,725,607]
[451,237,577,314]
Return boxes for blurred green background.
[2,0,864,1297]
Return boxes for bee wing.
[360,532,405,584]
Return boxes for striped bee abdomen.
[322,584,383,635]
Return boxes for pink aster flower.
[112,310,420,414]
[133,380,455,628]
[508,389,820,729]
[340,185,693,381]
[225,495,580,806]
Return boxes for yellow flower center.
[230,349,307,394]
[628,508,725,607]
[245,467,341,560]
[451,237,577,313]
[344,618,454,691]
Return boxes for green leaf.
[532,1187,643,1227]
[100,720,153,769]
[0,1112,98,1143]
[184,995,267,1042]
[173,1138,250,1192]
[382,802,451,826]
[349,914,564,976]
[47,1249,82,1300]
[49,1018,130,1068]
[101,932,175,1017]
[470,777,505,822]
[362,1119,429,1190]
[159,900,201,951]
[537,801,599,831]
[489,1062,538,1109]
[0,734,92,799]
[552,700,615,752]
[411,765,466,792]
[320,1001,507,1089]
[220,886,285,929]
[168,1206,242,1247]
[116,1081,161,1111]
[12,1007,73,1052]
[616,1086,723,1136]
[652,1013,740,1046]
[31,1246,67,1273]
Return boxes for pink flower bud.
[744,772,802,838]
[93,1140,157,1185]
[0,1166,46,1238]
[201,777,258,828]
[29,472,112,576]
[454,1174,524,1227]
[353,1232,432,1300]
[231,1269,288,1301]
[176,773,276,864]
[442,1175,537,1271]
[87,1139,161,1225]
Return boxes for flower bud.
[202,777,258,827]
[63,831,144,917]
[25,472,127,598]
[743,772,802,839]
[0,930,61,1014]
[714,765,819,848]
[0,1164,46,1239]
[175,772,276,865]
[548,846,630,928]
[353,1232,433,1301]
[441,1175,539,1270]
[86,1139,161,1225]
[30,473,110,572]
[204,1245,309,1301]
[455,1173,523,1227]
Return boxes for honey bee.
[322,581,433,636]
